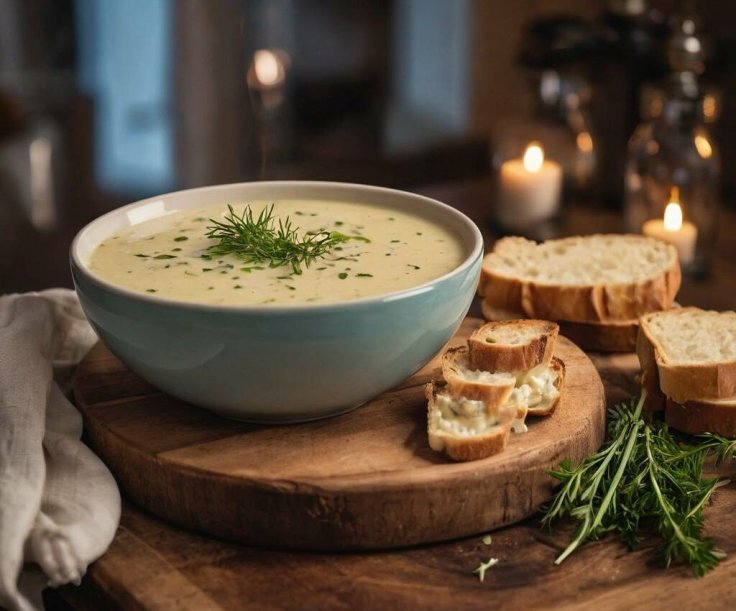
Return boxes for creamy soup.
[89,199,466,305]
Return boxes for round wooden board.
[74,318,605,551]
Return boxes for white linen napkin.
[0,289,120,611]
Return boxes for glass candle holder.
[624,77,720,276]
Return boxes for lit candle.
[642,187,698,265]
[497,142,562,229]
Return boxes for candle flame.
[523,142,544,173]
[664,188,683,232]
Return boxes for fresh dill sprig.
[205,204,356,274]
[542,393,734,577]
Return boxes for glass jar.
[624,76,720,275]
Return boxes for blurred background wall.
[0,0,734,292]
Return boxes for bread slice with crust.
[467,319,558,372]
[481,301,638,353]
[479,235,680,323]
[638,308,736,404]
[426,357,566,461]
[441,346,516,407]
[426,381,515,462]
[665,396,736,437]
[511,357,565,418]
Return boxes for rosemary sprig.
[205,205,355,274]
[542,394,735,577]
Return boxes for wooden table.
[58,178,736,610]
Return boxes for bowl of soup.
[71,181,483,422]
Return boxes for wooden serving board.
[73,317,606,551]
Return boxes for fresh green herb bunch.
[206,204,352,274]
[542,394,735,577]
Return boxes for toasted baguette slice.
[510,357,565,418]
[479,235,680,323]
[638,308,736,404]
[665,396,736,437]
[481,301,638,353]
[467,319,558,372]
[426,381,515,462]
[442,347,516,408]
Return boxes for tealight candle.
[642,187,698,265]
[497,142,562,229]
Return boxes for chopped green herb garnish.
[338,272,348,279]
[154,254,177,260]
[172,248,182,252]
[241,267,252,273]
[184,271,197,276]
[390,240,401,243]
[286,285,296,291]
[388,217,395,221]
[315,267,327,271]
[356,273,373,277]
[277,275,292,280]
[205,204,358,274]
[233,285,243,289]
[134,253,149,258]
[408,264,421,270]
[473,558,499,583]
[195,217,207,222]
[335,221,344,226]
[351,236,371,243]
[174,236,189,242]
[146,289,157,293]
[416,232,423,236]
[202,268,213,272]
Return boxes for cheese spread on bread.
[431,394,501,439]
[511,365,560,410]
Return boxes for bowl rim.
[70,180,484,313]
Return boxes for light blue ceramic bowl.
[70,181,483,422]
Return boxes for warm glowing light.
[664,187,683,232]
[253,49,284,86]
[684,36,701,54]
[703,94,717,121]
[523,142,544,173]
[576,131,593,153]
[694,133,712,159]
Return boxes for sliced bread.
[638,308,736,404]
[480,301,638,353]
[426,381,515,462]
[480,235,681,323]
[442,347,516,407]
[467,319,558,372]
[664,396,736,437]
[510,357,565,418]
